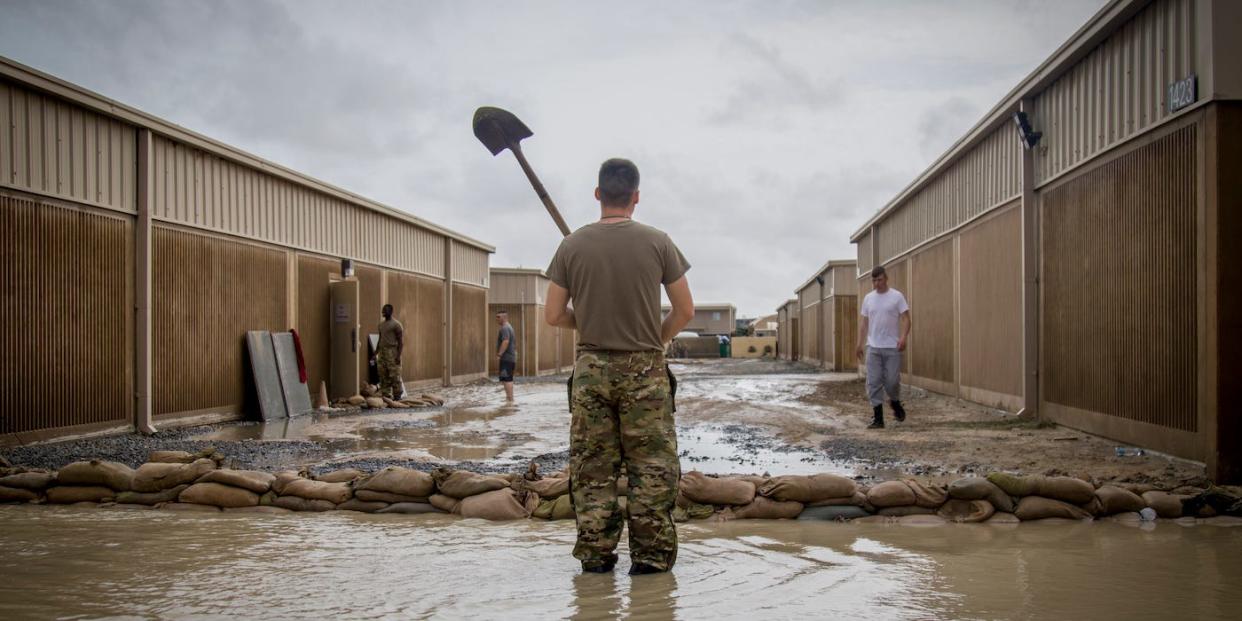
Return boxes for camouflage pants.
[569,350,679,571]
[377,347,402,399]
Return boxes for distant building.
[748,314,778,337]
[662,303,736,336]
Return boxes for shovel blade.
[473,106,533,156]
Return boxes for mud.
[1,504,1239,619]
[1,359,1209,488]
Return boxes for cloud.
[0,0,1107,317]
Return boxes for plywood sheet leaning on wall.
[0,195,132,435]
[153,227,287,417]
[451,284,487,377]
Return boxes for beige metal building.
[0,57,493,446]
[795,260,859,371]
[849,0,1240,480]
[662,303,736,336]
[748,314,778,337]
[776,299,799,361]
[486,268,576,377]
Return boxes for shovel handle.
[509,142,572,238]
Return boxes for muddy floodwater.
[2,505,1239,619]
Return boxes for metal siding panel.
[911,239,955,383]
[959,204,1022,397]
[153,227,287,415]
[1040,125,1196,432]
[1,195,131,433]
[296,255,337,395]
[451,283,486,376]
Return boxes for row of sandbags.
[3,455,1238,523]
[331,385,447,410]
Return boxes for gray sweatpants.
[865,347,902,407]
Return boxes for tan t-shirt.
[546,220,690,352]
[378,318,403,351]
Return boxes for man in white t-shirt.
[855,265,911,429]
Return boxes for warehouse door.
[329,279,360,400]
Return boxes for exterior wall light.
[1012,111,1042,150]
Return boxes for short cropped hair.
[598,158,640,207]
[495,309,508,316]
[382,303,394,313]
[871,265,887,279]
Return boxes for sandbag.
[355,490,429,504]
[898,515,948,526]
[737,475,769,489]
[797,505,870,521]
[429,494,460,513]
[1141,491,1184,519]
[132,459,215,492]
[948,477,1014,513]
[196,470,275,494]
[758,473,855,503]
[225,506,293,515]
[877,505,937,517]
[937,499,995,523]
[807,491,870,508]
[457,489,530,520]
[0,472,55,491]
[108,503,153,511]
[148,450,195,464]
[905,480,949,509]
[867,481,916,508]
[680,471,755,506]
[987,472,1038,497]
[731,497,804,520]
[434,470,509,499]
[1079,497,1104,516]
[365,397,387,409]
[272,496,336,512]
[281,479,352,504]
[316,469,365,483]
[378,502,443,515]
[115,485,190,506]
[160,502,221,512]
[675,496,716,520]
[1037,476,1096,504]
[0,486,38,502]
[346,395,367,406]
[179,482,260,508]
[1014,496,1093,521]
[56,460,135,491]
[533,494,575,520]
[337,499,389,513]
[523,476,570,499]
[358,467,435,498]
[46,485,115,503]
[259,491,277,506]
[985,512,1021,525]
[272,471,302,495]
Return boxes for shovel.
[473,106,572,237]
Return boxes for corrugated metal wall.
[1,195,131,434]
[355,265,383,383]
[1041,124,1197,432]
[798,286,820,362]
[538,312,558,372]
[958,204,1023,399]
[452,242,490,287]
[831,296,859,371]
[560,327,576,369]
[296,255,337,395]
[882,259,910,373]
[489,272,539,305]
[856,232,873,275]
[149,136,448,278]
[451,284,486,376]
[410,275,446,382]
[152,227,287,416]
[910,239,956,385]
[0,80,136,214]
[1033,0,1198,185]
[875,126,1021,262]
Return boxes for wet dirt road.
[2,504,1239,620]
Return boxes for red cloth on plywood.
[290,329,307,383]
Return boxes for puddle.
[677,425,853,476]
[2,505,1240,619]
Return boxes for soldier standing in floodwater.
[374,304,404,400]
[545,158,695,575]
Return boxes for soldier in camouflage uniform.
[373,304,404,399]
[546,158,695,575]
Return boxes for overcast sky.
[1,0,1104,318]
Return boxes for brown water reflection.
[1,505,1239,619]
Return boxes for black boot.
[582,558,617,573]
[628,563,667,575]
[867,405,885,429]
[891,400,907,423]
